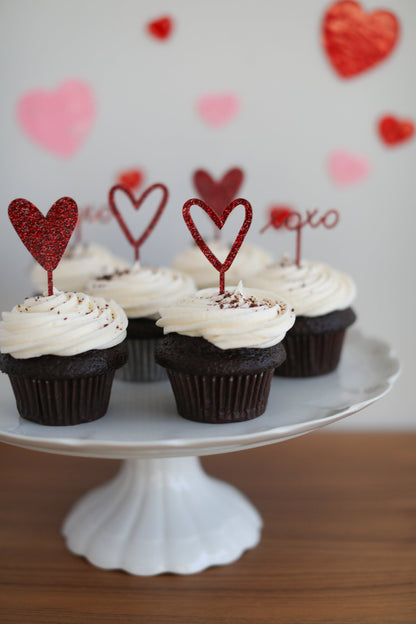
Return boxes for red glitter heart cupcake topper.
[108,183,168,262]
[8,197,78,296]
[183,197,252,294]
[261,209,339,267]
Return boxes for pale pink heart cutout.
[17,79,96,158]
[328,150,370,186]
[196,93,240,128]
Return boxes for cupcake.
[0,290,128,425]
[172,240,273,288]
[246,256,356,376]
[30,242,129,293]
[155,282,295,423]
[86,262,195,382]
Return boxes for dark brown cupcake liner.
[116,337,167,382]
[276,329,347,377]
[7,372,115,426]
[165,369,274,423]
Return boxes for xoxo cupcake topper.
[183,197,252,294]
[261,208,339,267]
[108,183,169,262]
[8,197,78,295]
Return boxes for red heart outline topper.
[183,197,252,294]
[193,168,244,218]
[108,183,168,262]
[8,197,78,295]
[322,1,400,78]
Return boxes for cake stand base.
[62,456,262,576]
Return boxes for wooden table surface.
[0,432,415,624]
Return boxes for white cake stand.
[0,329,399,576]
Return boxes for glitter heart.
[327,150,370,186]
[183,198,252,293]
[322,1,400,78]
[193,168,244,218]
[109,184,168,261]
[378,115,414,146]
[196,93,240,128]
[16,79,96,157]
[147,16,173,40]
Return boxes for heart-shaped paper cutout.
[183,198,252,293]
[147,16,173,40]
[196,93,240,127]
[193,168,244,218]
[109,184,168,261]
[327,150,370,186]
[378,115,414,146]
[17,79,96,157]
[322,1,400,78]
[117,168,144,191]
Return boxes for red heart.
[193,169,244,218]
[117,168,144,191]
[322,1,400,78]
[147,16,173,40]
[269,206,294,229]
[8,197,78,273]
[109,184,168,261]
[183,198,252,293]
[378,115,414,146]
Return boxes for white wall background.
[0,0,414,429]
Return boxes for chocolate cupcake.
[247,256,356,376]
[0,291,128,425]
[86,263,195,382]
[155,283,295,423]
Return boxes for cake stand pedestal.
[0,330,399,576]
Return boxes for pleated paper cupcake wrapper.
[166,369,274,423]
[116,338,167,383]
[8,372,115,426]
[276,329,347,377]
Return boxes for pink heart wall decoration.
[16,79,96,158]
[327,150,370,186]
[196,93,240,128]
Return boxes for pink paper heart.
[17,79,96,158]
[196,93,239,128]
[327,150,370,186]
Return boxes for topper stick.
[183,197,252,294]
[108,183,168,262]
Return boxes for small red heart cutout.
[147,16,173,40]
[378,115,414,146]
[322,1,400,78]
[269,206,295,229]
[117,168,144,191]
[193,168,244,218]
[9,197,78,273]
[109,184,168,261]
[183,198,252,293]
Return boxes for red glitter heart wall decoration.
[322,1,400,78]
[183,198,252,294]
[8,197,78,295]
[378,115,414,146]
[193,168,244,218]
[109,183,168,261]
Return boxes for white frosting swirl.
[30,243,129,293]
[0,290,127,359]
[246,257,356,317]
[157,282,295,350]
[86,262,196,319]
[172,240,273,288]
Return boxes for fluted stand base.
[62,456,262,575]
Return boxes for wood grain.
[0,432,415,623]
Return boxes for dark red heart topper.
[8,197,78,295]
[108,183,168,261]
[183,198,252,294]
[322,1,399,79]
[193,168,244,218]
